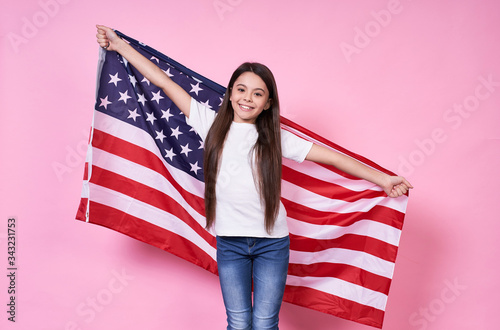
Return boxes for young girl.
[96,25,412,330]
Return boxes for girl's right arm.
[305,144,413,198]
[96,25,191,118]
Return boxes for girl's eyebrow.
[236,83,266,93]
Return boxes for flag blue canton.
[95,39,225,182]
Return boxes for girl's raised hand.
[382,176,413,198]
[96,25,121,51]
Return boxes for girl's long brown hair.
[203,62,282,234]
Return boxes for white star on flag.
[146,112,157,125]
[155,130,166,143]
[200,99,212,109]
[180,143,192,157]
[190,82,203,96]
[163,68,174,77]
[190,161,201,174]
[137,93,147,106]
[109,73,122,87]
[151,90,164,104]
[161,109,174,122]
[171,127,183,139]
[99,96,112,109]
[118,90,132,104]
[127,108,140,121]
[164,148,176,161]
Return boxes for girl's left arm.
[305,144,413,198]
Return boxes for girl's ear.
[264,98,273,110]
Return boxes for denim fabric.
[216,236,290,330]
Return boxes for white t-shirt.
[186,98,313,238]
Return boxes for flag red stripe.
[283,165,385,201]
[84,201,218,274]
[76,197,88,222]
[283,198,404,230]
[83,162,89,181]
[289,232,398,263]
[92,129,205,215]
[283,285,385,328]
[287,262,392,295]
[89,165,215,246]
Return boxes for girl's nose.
[244,93,252,102]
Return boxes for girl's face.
[230,71,272,124]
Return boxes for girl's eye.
[238,88,245,92]
[255,93,262,97]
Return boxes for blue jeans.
[216,236,290,330]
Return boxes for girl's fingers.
[385,176,413,198]
[388,183,407,197]
[403,178,413,189]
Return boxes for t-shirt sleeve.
[281,129,313,163]
[185,97,217,141]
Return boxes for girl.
[96,25,412,330]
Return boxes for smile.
[239,104,254,111]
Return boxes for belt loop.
[247,237,257,252]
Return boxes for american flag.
[76,31,408,328]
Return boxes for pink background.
[1,0,499,329]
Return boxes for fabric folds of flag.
[76,31,409,328]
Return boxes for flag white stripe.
[289,248,395,279]
[286,275,387,310]
[287,218,402,246]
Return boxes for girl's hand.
[382,176,413,198]
[96,25,121,51]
